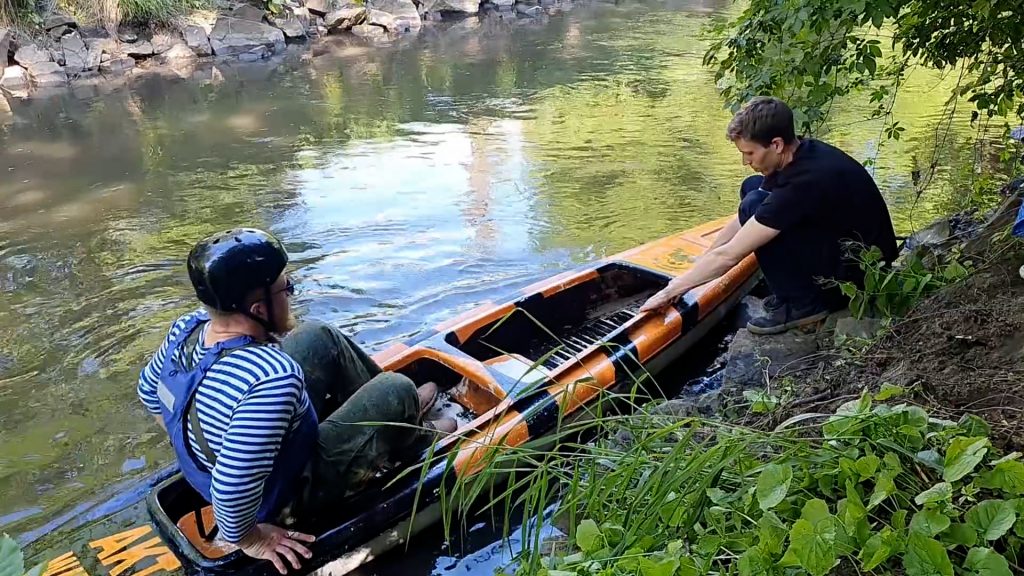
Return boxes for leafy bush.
[704,0,1024,137]
[839,245,971,320]
[477,387,1023,576]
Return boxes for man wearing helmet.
[137,228,456,574]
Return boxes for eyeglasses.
[273,277,296,298]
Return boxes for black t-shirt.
[755,139,898,266]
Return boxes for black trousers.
[738,175,851,310]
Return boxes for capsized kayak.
[37,216,759,576]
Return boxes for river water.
[0,0,986,571]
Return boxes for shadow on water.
[0,0,989,571]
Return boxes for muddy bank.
[0,0,577,101]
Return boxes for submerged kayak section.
[45,217,759,576]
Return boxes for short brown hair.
[726,96,797,147]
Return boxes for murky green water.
[0,0,987,564]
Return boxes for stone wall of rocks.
[0,0,557,98]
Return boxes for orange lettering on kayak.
[89,527,153,562]
[42,551,87,576]
[88,526,181,576]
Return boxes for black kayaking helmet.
[188,228,288,330]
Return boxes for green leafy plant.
[264,0,284,14]
[839,245,971,320]
[0,535,47,576]
[452,382,1024,576]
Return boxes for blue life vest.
[155,314,318,524]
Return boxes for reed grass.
[1,0,212,29]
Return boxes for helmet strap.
[241,286,279,342]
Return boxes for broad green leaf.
[892,509,908,532]
[639,556,679,576]
[944,437,990,482]
[876,383,905,400]
[915,482,953,505]
[964,547,1012,576]
[0,536,24,576]
[743,389,779,413]
[859,528,895,571]
[943,523,978,548]
[576,519,604,553]
[841,482,868,535]
[678,557,700,576]
[758,511,788,556]
[965,500,1017,540]
[706,488,731,506]
[916,449,944,472]
[757,463,793,511]
[738,546,772,576]
[903,533,954,576]
[959,414,992,438]
[868,470,896,509]
[856,455,880,479]
[979,460,1024,496]
[666,540,683,556]
[911,509,952,537]
[787,499,836,576]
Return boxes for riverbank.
[486,186,1024,576]
[0,0,569,100]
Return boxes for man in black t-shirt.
[641,97,898,334]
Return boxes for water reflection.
[0,0,983,557]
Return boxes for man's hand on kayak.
[640,281,688,313]
[238,523,315,574]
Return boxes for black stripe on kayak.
[606,329,643,385]
[511,388,559,439]
[673,294,700,332]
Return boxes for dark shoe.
[747,301,830,335]
[762,294,785,313]
[417,382,440,420]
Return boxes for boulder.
[27,61,67,87]
[271,16,307,39]
[290,6,312,27]
[238,45,270,62]
[721,328,820,391]
[49,25,72,41]
[183,25,213,57]
[367,0,421,31]
[124,40,155,57]
[49,48,65,66]
[61,34,90,74]
[100,55,136,73]
[420,0,479,13]
[85,37,115,69]
[0,65,29,91]
[14,44,51,67]
[209,16,286,57]
[232,4,267,22]
[151,33,179,54]
[0,28,10,62]
[155,43,198,76]
[365,9,397,31]
[515,4,543,16]
[305,0,334,16]
[43,14,76,31]
[350,24,388,41]
[324,4,366,30]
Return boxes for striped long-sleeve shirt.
[137,309,311,543]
